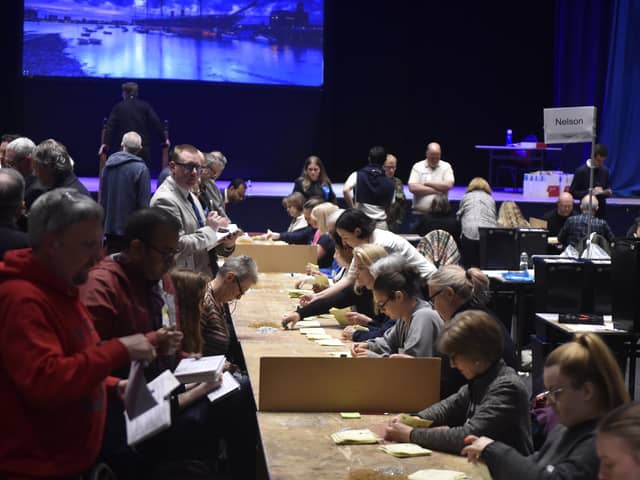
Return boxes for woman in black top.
[427,264,517,398]
[463,333,630,480]
[292,155,336,203]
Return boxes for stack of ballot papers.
[296,319,321,328]
[399,414,433,428]
[174,355,225,384]
[408,470,468,480]
[125,367,180,446]
[379,443,432,458]
[299,327,325,334]
[331,429,379,444]
[216,224,239,242]
[288,289,310,298]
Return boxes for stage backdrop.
[4,1,555,189]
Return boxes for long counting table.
[232,273,487,479]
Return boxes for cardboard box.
[232,243,317,273]
[259,357,441,412]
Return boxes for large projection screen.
[23,1,324,87]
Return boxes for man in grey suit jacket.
[150,144,238,275]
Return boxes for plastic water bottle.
[506,129,513,146]
[519,252,529,271]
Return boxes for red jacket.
[0,249,130,478]
[78,255,179,348]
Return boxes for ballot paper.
[316,338,344,347]
[288,289,311,298]
[296,319,321,328]
[327,351,352,358]
[124,360,157,419]
[306,333,332,340]
[331,429,379,445]
[125,369,180,446]
[299,327,326,334]
[408,469,468,480]
[207,371,241,403]
[379,443,432,458]
[216,223,239,242]
[340,412,361,419]
[399,414,433,429]
[174,355,225,384]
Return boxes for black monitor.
[611,239,640,332]
[585,260,612,315]
[479,227,518,269]
[534,258,586,313]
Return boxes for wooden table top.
[233,273,486,480]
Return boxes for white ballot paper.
[125,369,180,446]
[207,371,241,403]
[174,355,225,384]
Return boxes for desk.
[483,270,535,366]
[233,273,485,479]
[533,313,639,398]
[475,145,562,189]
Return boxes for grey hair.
[7,137,36,162]
[34,139,73,174]
[204,151,227,168]
[28,188,103,247]
[0,169,25,221]
[581,194,599,212]
[121,131,142,153]
[219,255,258,283]
[369,254,408,279]
[428,264,490,306]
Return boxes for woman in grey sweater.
[456,177,496,267]
[350,258,443,358]
[384,309,532,455]
[463,333,630,480]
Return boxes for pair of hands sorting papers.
[123,355,240,446]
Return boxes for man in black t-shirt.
[543,191,576,236]
[569,144,611,219]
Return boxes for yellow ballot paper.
[306,333,332,340]
[379,443,432,458]
[296,319,321,328]
[299,327,326,335]
[330,307,352,326]
[340,412,361,419]
[316,338,345,347]
[331,429,379,445]
[399,414,433,428]
[352,325,370,332]
[408,469,468,480]
[288,289,310,298]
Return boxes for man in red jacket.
[0,189,156,479]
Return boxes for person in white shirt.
[408,142,455,232]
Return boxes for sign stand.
[543,106,598,258]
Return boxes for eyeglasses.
[147,244,179,261]
[543,386,565,402]
[383,165,396,170]
[427,289,443,304]
[174,161,204,173]
[376,297,392,310]
[234,276,245,298]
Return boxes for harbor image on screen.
[23,1,324,86]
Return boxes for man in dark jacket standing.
[100,82,167,164]
[100,131,151,253]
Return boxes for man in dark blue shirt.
[558,194,615,248]
[569,144,611,219]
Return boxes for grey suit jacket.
[150,175,218,275]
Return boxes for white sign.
[543,106,596,144]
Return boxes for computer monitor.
[611,239,640,332]
[479,227,518,269]
[534,258,585,313]
[585,260,612,315]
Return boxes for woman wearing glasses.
[463,333,629,480]
[384,309,533,456]
[427,264,518,398]
[350,258,443,358]
[201,255,258,363]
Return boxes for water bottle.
[506,129,513,146]
[519,252,529,271]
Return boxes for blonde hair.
[545,333,630,412]
[312,202,339,234]
[497,201,530,228]
[170,269,211,354]
[466,177,492,194]
[428,264,490,306]
[352,244,387,294]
